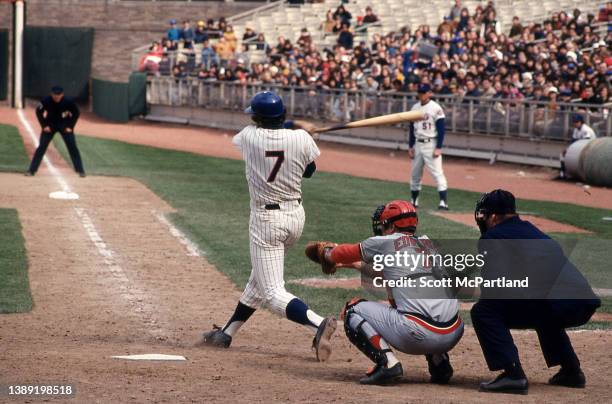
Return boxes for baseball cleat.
[312,317,337,362]
[438,201,449,210]
[548,367,585,388]
[24,171,34,177]
[411,199,419,209]
[359,362,403,385]
[479,372,528,395]
[426,353,453,384]
[197,324,232,348]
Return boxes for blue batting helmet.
[244,91,285,118]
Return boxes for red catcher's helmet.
[371,200,418,235]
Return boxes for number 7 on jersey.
[265,150,285,182]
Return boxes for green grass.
[52,135,611,326]
[0,208,32,313]
[0,125,33,313]
[0,124,29,172]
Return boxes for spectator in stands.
[509,16,523,38]
[362,6,379,24]
[201,39,219,68]
[215,37,233,66]
[163,38,177,52]
[172,63,188,79]
[593,85,610,104]
[243,27,257,42]
[194,21,208,44]
[456,8,470,31]
[322,10,336,34]
[181,20,194,49]
[481,78,496,97]
[337,23,354,50]
[206,19,220,39]
[167,19,180,43]
[465,79,481,98]
[139,41,163,74]
[224,25,238,52]
[332,17,344,34]
[598,2,612,22]
[480,9,501,37]
[255,33,269,53]
[333,4,352,26]
[449,0,462,21]
[218,17,228,34]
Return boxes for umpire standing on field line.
[26,86,86,177]
[470,189,600,395]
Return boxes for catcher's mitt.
[305,241,337,275]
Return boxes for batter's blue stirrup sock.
[439,190,448,203]
[286,298,321,331]
[222,301,256,337]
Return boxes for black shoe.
[438,201,449,210]
[24,171,34,176]
[426,353,453,384]
[312,317,337,362]
[549,367,585,388]
[359,363,403,385]
[479,372,528,395]
[79,172,86,178]
[197,325,232,348]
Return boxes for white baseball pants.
[410,141,448,192]
[239,201,304,317]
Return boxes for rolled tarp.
[565,137,612,186]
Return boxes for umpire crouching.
[26,86,85,177]
[470,189,600,395]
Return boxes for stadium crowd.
[139,1,612,104]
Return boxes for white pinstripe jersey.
[411,100,445,139]
[233,125,320,206]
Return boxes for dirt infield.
[0,108,611,402]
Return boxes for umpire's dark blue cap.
[417,83,432,93]
[475,189,516,215]
[51,86,64,94]
[244,91,285,118]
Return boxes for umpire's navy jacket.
[36,96,80,130]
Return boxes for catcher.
[305,200,464,385]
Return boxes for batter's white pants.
[410,141,448,192]
[239,201,305,317]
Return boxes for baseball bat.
[313,110,425,133]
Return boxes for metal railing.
[147,78,611,141]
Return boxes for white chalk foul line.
[17,108,72,193]
[152,210,202,257]
[18,110,162,334]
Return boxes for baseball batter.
[199,91,337,361]
[307,200,463,384]
[408,83,449,210]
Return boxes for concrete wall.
[0,0,261,104]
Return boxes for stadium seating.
[230,0,605,54]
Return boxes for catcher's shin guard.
[344,307,389,367]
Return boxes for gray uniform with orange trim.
[353,233,463,355]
